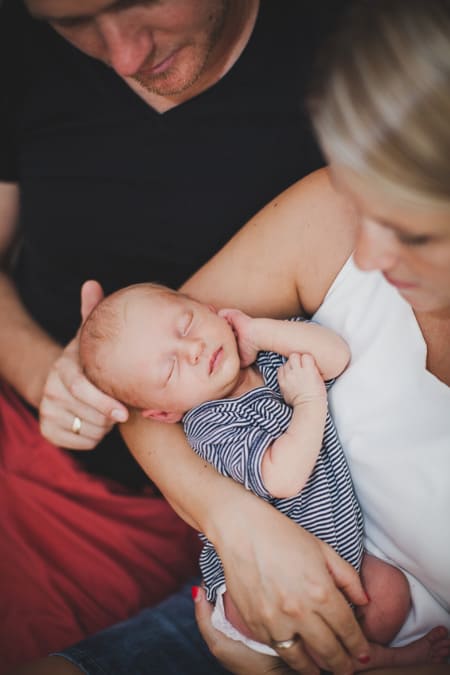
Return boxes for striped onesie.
[183,339,364,603]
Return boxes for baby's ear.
[141,409,183,424]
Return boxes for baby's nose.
[184,338,205,364]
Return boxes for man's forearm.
[0,271,61,407]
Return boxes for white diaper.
[211,583,277,656]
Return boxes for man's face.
[25,0,229,96]
[113,288,241,416]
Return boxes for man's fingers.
[53,354,128,424]
[81,279,104,323]
[48,429,104,451]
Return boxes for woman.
[11,1,450,674]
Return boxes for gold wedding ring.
[271,635,299,650]
[71,416,82,435]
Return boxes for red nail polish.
[191,585,199,601]
[358,655,371,664]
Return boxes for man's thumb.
[81,279,104,323]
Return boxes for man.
[0,1,349,672]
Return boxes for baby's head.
[79,283,241,422]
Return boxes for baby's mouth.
[209,347,223,375]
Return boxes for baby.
[79,282,449,669]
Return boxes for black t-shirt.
[0,0,346,487]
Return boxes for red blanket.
[0,383,200,672]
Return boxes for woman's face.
[333,167,450,315]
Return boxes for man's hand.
[39,280,128,449]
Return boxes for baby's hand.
[278,353,327,408]
[219,308,259,367]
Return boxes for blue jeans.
[54,580,230,675]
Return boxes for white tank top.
[314,255,450,645]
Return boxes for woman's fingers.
[194,586,297,674]
[216,503,371,673]
[274,615,358,675]
[323,540,369,607]
[271,637,321,675]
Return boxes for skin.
[5,169,449,675]
[24,0,258,110]
[0,0,259,454]
[4,3,448,674]
[331,167,450,316]
[87,287,243,416]
[193,585,450,675]
[175,167,450,672]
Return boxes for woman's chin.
[399,287,450,315]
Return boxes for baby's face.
[117,290,241,415]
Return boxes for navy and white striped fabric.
[183,338,364,603]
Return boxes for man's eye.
[52,16,89,29]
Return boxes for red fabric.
[0,383,201,672]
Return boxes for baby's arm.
[261,353,327,498]
[221,309,349,379]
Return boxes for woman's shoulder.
[184,168,358,319]
[256,168,359,315]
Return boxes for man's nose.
[96,14,153,77]
[354,218,399,272]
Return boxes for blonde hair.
[309,0,450,208]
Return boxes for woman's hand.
[219,308,259,367]
[194,586,297,674]
[213,501,370,675]
[39,281,129,449]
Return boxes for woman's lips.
[209,347,223,375]
[383,273,418,290]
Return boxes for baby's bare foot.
[356,626,450,671]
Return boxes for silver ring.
[271,635,299,650]
[71,416,82,435]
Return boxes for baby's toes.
[430,638,450,663]
[425,626,450,662]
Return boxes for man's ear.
[141,409,183,424]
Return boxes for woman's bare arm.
[193,586,450,675]
[121,169,367,675]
